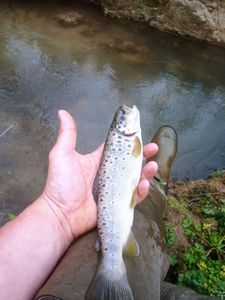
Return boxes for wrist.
[38,194,74,245]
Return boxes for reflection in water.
[1,0,225,225]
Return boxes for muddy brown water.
[1,0,225,226]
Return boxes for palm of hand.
[44,146,102,238]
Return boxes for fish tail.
[86,260,133,300]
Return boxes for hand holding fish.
[0,108,158,300]
[42,109,158,242]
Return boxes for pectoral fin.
[130,188,137,208]
[123,231,139,257]
[132,136,142,157]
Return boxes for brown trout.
[86,105,143,300]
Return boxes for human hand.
[42,110,158,242]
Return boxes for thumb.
[55,110,77,153]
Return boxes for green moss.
[167,196,188,213]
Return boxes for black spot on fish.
[128,144,131,148]
[104,248,108,251]
[118,148,122,151]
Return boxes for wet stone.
[56,12,83,28]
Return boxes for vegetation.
[179,217,225,297]
[165,181,225,299]
[209,169,224,178]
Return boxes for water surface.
[1,0,225,225]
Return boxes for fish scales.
[86,105,143,300]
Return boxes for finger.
[143,143,158,160]
[141,161,158,180]
[55,110,77,153]
[137,179,150,203]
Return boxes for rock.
[94,0,225,47]
[119,53,147,64]
[100,37,148,55]
[79,22,101,36]
[56,12,83,27]
[149,0,216,41]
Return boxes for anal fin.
[123,231,139,257]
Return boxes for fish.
[86,105,143,300]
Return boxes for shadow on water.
[1,0,225,225]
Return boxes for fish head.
[113,105,140,137]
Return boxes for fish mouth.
[121,105,137,113]
[123,131,137,137]
[115,126,137,137]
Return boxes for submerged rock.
[56,12,83,27]
[100,37,148,54]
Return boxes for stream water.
[1,0,225,226]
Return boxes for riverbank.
[165,170,225,298]
[90,0,225,48]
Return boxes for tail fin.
[86,261,133,300]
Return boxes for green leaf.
[182,218,193,228]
